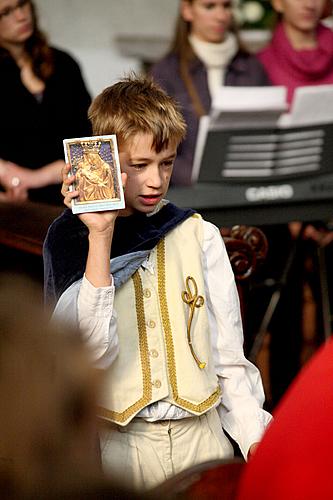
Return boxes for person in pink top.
[258,0,333,104]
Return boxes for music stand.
[188,86,333,353]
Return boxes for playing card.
[63,135,125,214]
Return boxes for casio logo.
[245,184,294,202]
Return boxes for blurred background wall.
[34,0,179,96]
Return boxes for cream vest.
[99,215,221,425]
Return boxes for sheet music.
[192,86,287,183]
[192,115,210,183]
[193,85,333,183]
[279,84,333,127]
[211,86,287,119]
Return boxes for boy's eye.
[130,163,147,169]
[162,160,174,168]
[0,7,11,17]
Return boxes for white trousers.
[100,408,234,491]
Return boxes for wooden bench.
[0,200,62,256]
[0,200,267,268]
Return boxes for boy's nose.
[147,166,163,188]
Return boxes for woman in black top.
[0,0,91,204]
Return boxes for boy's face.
[119,133,177,216]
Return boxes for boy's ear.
[121,172,127,191]
[181,0,194,23]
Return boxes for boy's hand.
[61,165,127,288]
[61,163,127,233]
[248,442,259,459]
[61,162,76,205]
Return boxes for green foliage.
[238,0,277,30]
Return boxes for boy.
[44,75,271,490]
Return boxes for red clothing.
[236,337,333,500]
[258,22,333,104]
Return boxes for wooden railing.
[0,200,267,279]
[0,200,63,257]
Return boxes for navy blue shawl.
[43,203,194,307]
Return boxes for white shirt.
[77,219,272,458]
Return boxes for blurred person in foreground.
[236,335,333,500]
[0,275,146,499]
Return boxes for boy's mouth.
[139,194,162,206]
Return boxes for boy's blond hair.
[88,74,186,152]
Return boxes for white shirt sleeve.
[202,220,272,459]
[77,274,119,369]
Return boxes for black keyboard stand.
[248,222,332,363]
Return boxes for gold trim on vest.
[157,239,221,412]
[98,271,152,423]
[182,275,206,369]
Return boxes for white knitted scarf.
[189,32,239,97]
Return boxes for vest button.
[160,420,169,426]
[150,349,159,358]
[152,379,161,389]
[147,320,156,328]
[143,288,151,298]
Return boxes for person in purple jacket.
[150,0,270,186]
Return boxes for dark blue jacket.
[151,51,270,185]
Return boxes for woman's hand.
[303,224,333,248]
[0,159,64,202]
[0,160,30,202]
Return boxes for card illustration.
[63,135,125,214]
